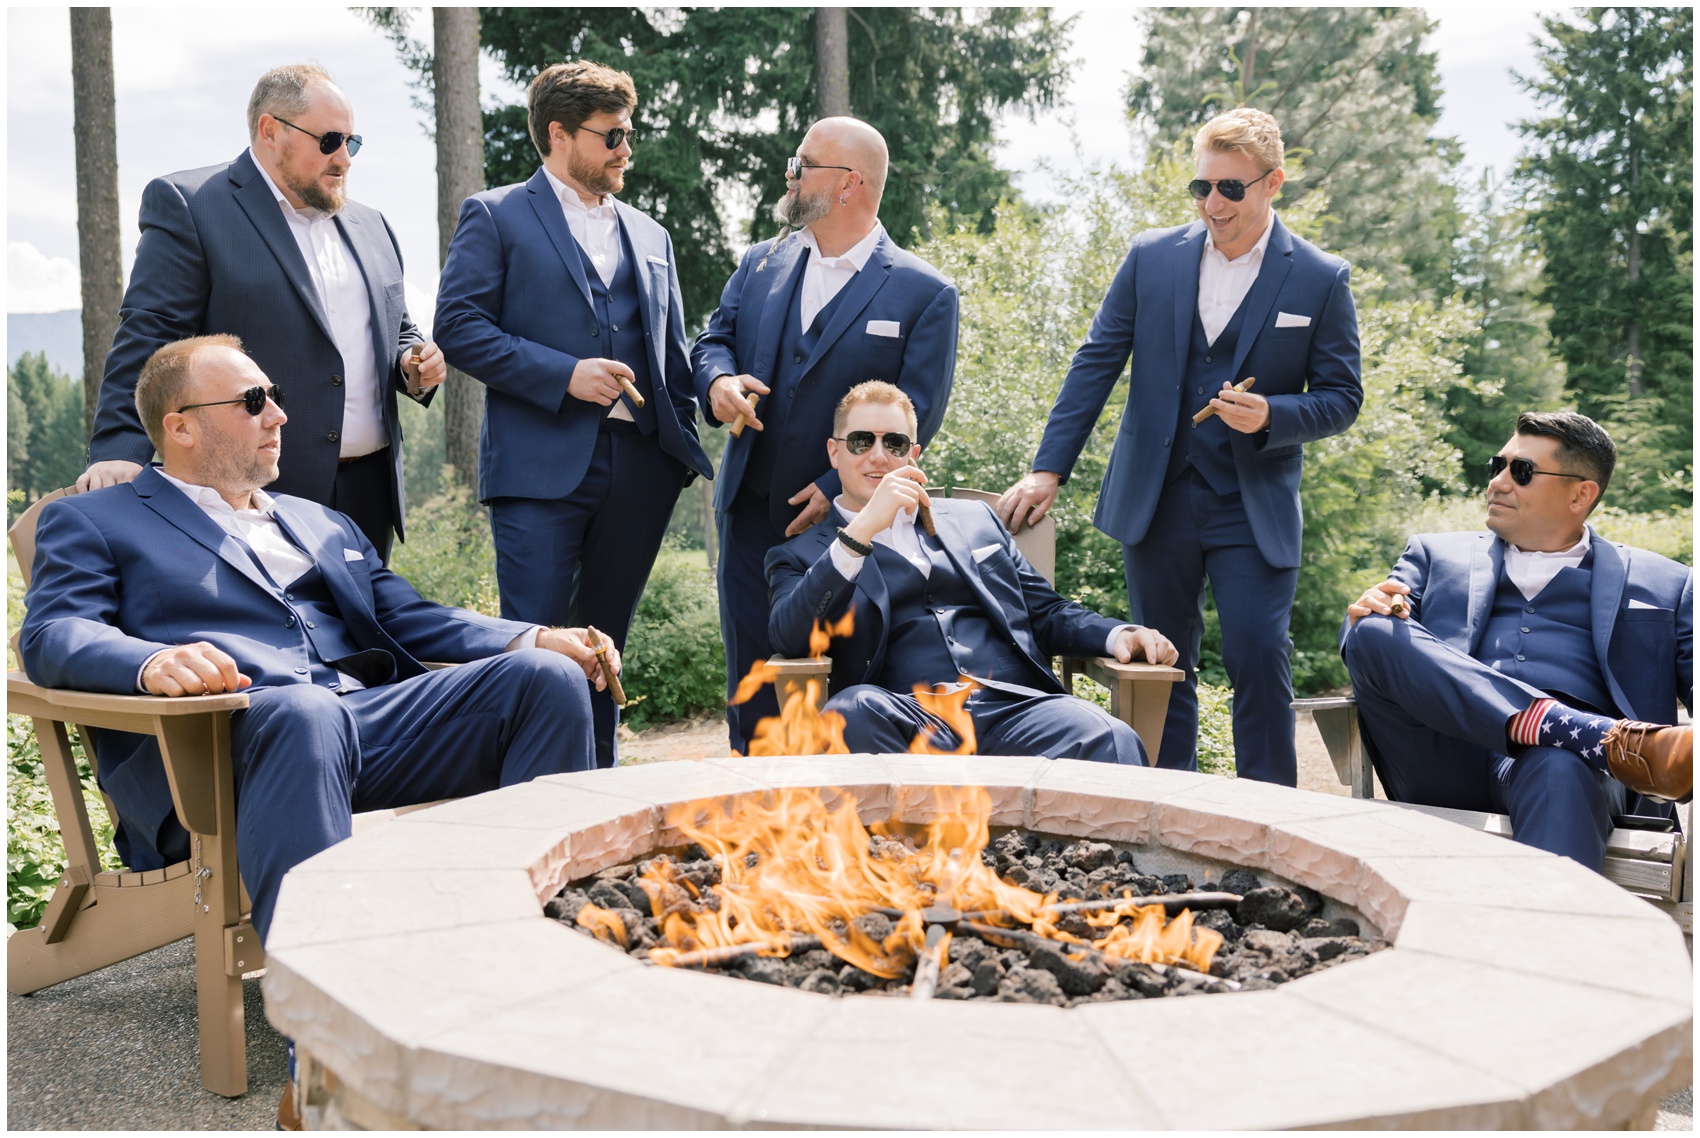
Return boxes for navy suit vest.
[277,560,396,690]
[583,221,656,434]
[1478,552,1613,714]
[873,540,1052,694]
[743,268,851,492]
[1166,306,1249,494]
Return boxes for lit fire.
[616,614,1224,982]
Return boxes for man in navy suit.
[433,61,712,770]
[78,64,444,563]
[768,383,1177,762]
[22,337,613,942]
[1342,413,1691,870]
[998,108,1362,785]
[692,117,960,751]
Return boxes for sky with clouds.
[7,5,1549,323]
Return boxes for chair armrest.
[765,656,832,713]
[1062,657,1184,767]
[8,672,250,732]
[1079,658,1185,684]
[1291,695,1370,796]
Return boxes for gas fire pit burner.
[263,755,1692,1130]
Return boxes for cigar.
[917,502,937,537]
[587,626,628,707]
[1388,594,1409,617]
[729,393,760,437]
[618,376,645,409]
[1192,376,1256,424]
[410,344,423,364]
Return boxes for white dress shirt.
[826,497,1131,656]
[541,166,634,422]
[1198,211,1276,344]
[1504,530,1591,600]
[797,222,885,331]
[249,150,386,458]
[135,471,539,691]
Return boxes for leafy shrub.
[388,473,501,616]
[7,717,121,930]
[621,545,728,729]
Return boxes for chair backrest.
[945,487,1056,585]
[9,487,74,589]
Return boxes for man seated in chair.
[766,381,1178,762]
[19,335,615,943]
[1341,411,1691,871]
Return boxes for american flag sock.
[1506,698,1616,770]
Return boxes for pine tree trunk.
[433,7,486,486]
[816,8,850,117]
[70,8,122,442]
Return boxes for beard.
[283,167,346,214]
[567,146,625,197]
[200,431,280,496]
[773,184,831,231]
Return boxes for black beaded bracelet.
[836,527,873,556]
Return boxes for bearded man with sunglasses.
[768,383,1176,763]
[433,60,711,770]
[692,117,960,753]
[1340,412,1691,870]
[22,336,611,945]
[79,64,443,563]
[997,107,1362,787]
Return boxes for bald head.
[806,116,888,203]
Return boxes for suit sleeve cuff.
[505,626,544,652]
[1105,625,1134,656]
[136,648,168,693]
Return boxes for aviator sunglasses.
[833,430,914,457]
[576,125,636,150]
[274,116,363,158]
[179,385,286,416]
[1489,455,1587,486]
[1187,169,1274,202]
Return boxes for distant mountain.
[8,310,84,377]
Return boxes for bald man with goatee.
[692,116,960,752]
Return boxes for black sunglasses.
[274,116,363,158]
[833,430,913,457]
[786,156,855,179]
[576,125,635,150]
[1187,169,1274,202]
[179,385,286,416]
[1489,455,1587,486]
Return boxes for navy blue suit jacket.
[433,169,712,501]
[19,467,529,867]
[765,499,1122,696]
[690,231,959,518]
[1346,528,1694,726]
[1032,215,1362,568]
[87,150,426,535]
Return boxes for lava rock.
[950,937,991,973]
[798,968,842,996]
[1115,961,1173,998]
[990,831,1029,865]
[1158,873,1193,894]
[969,959,1003,996]
[1126,874,1166,896]
[544,888,591,923]
[1300,936,1369,963]
[586,880,633,913]
[617,878,653,915]
[735,955,787,986]
[1065,841,1119,873]
[1000,967,1069,1007]
[839,964,883,992]
[1218,868,1263,897]
[1194,907,1242,943]
[1026,940,1109,995]
[791,948,838,972]
[1055,912,1097,941]
[1292,883,1325,916]
[1236,886,1310,932]
[1234,928,1320,981]
[1300,916,1361,939]
[936,962,976,997]
[851,912,893,944]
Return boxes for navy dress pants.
[1343,614,1615,869]
[487,424,685,769]
[230,649,596,942]
[717,485,790,753]
[826,684,1147,766]
[1123,471,1298,783]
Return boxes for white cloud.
[7,242,81,313]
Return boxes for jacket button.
[294,667,309,675]
[793,353,804,364]
[1520,626,1531,634]
[1204,355,1213,364]
[1516,653,1526,662]
[611,324,620,333]
[285,593,295,601]
[306,621,316,629]
[1163,437,1171,447]
[590,326,600,337]
[1525,605,1536,614]
[331,374,342,386]
[788,387,798,398]
[327,431,339,443]
[285,617,295,628]
[1196,387,1205,395]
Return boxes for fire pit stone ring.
[263,755,1692,1130]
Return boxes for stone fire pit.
[263,756,1693,1129]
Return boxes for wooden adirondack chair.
[768,487,1184,761]
[8,487,258,1097]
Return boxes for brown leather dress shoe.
[1601,720,1693,802]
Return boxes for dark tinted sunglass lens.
[267,385,285,410]
[882,433,913,456]
[241,387,266,414]
[1510,459,1535,485]
[344,134,362,157]
[1187,180,1212,200]
[603,128,630,149]
[1489,456,1506,479]
[1215,180,1247,201]
[845,431,875,455]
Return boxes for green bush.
[621,544,728,729]
[7,717,121,930]
[388,473,501,616]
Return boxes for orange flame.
[576,903,628,948]
[907,681,979,754]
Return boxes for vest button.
[285,617,295,628]
[1163,437,1172,447]
[611,324,620,333]
[789,387,798,398]
[294,667,309,675]
[794,353,804,364]
[285,593,295,601]
[1516,653,1526,661]
[1196,387,1205,395]
[590,326,600,336]
[1525,605,1536,613]
[331,374,342,386]
[306,621,316,629]
[1204,355,1213,364]
[1521,626,1531,634]
[327,431,339,443]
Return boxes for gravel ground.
[7,714,1689,1129]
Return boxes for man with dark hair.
[78,64,443,562]
[693,116,960,753]
[1341,411,1691,870]
[23,336,611,944]
[767,383,1176,764]
[433,60,711,769]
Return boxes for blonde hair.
[834,380,916,436]
[247,64,336,140]
[1193,108,1284,172]
[136,334,247,452]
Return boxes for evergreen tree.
[1514,7,1692,510]
[1125,7,1461,299]
[7,353,90,506]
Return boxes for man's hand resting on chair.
[1112,626,1179,667]
[141,642,253,696]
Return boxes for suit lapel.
[1228,217,1296,379]
[1171,224,1206,373]
[801,232,894,376]
[1465,534,1503,655]
[1587,529,1635,715]
[132,468,282,599]
[614,204,667,383]
[525,169,594,310]
[228,152,336,344]
[750,238,808,380]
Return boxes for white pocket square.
[646,255,669,267]
[1627,599,1659,609]
[1275,312,1312,328]
[866,319,901,338]
[343,548,365,562]
[971,544,1002,564]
